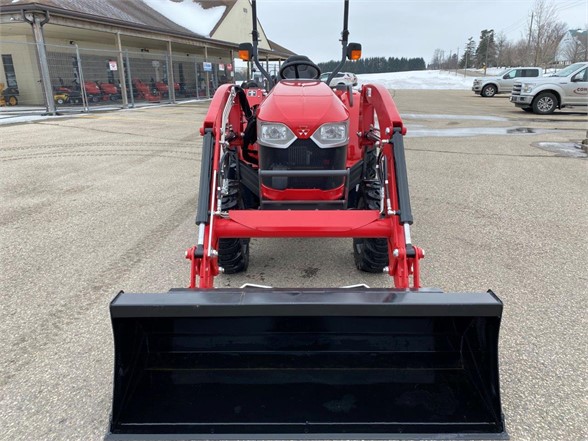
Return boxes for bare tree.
[494,32,509,67]
[527,0,567,65]
[558,31,588,64]
[430,49,443,69]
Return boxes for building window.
[2,54,18,88]
[243,7,247,13]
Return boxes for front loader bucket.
[107,288,507,440]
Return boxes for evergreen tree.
[317,56,426,74]
[475,29,496,68]
[459,37,476,68]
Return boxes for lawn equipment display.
[107,1,506,440]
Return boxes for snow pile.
[357,70,472,90]
[141,0,225,37]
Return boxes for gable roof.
[0,0,207,36]
[268,39,296,57]
[568,28,588,39]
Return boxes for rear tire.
[218,176,250,274]
[353,181,388,273]
[532,92,557,114]
[481,84,497,97]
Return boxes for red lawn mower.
[131,78,160,102]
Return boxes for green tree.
[318,57,425,74]
[475,29,496,68]
[459,37,476,68]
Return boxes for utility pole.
[456,47,459,75]
[484,34,489,76]
[527,12,534,65]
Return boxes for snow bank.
[357,70,472,90]
[141,0,225,37]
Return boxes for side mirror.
[571,72,584,82]
[346,43,362,61]
[238,43,253,61]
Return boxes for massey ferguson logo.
[297,127,310,136]
[573,87,588,95]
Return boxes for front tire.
[532,92,558,114]
[481,84,497,97]
[218,175,250,274]
[353,181,388,273]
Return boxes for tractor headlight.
[522,83,535,93]
[258,122,296,148]
[311,122,349,148]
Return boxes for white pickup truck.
[510,62,588,114]
[472,67,542,97]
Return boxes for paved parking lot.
[1,91,586,441]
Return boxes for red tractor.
[107,1,506,440]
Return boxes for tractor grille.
[259,139,347,190]
[511,83,522,96]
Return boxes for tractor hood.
[256,80,349,138]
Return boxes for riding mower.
[107,1,506,439]
[53,78,82,105]
[97,81,121,101]
[132,78,160,102]
[0,83,19,106]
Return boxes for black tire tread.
[218,180,249,274]
[353,180,389,273]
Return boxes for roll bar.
[245,0,359,90]
[250,0,274,89]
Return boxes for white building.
[555,29,588,65]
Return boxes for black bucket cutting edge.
[106,288,508,440]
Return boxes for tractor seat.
[278,55,321,80]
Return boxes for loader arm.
[187,83,423,289]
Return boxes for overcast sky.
[255,0,588,63]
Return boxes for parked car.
[320,71,358,87]
[472,67,541,97]
[510,62,588,114]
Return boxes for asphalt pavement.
[1,91,587,441]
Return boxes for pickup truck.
[510,62,588,114]
[472,67,541,97]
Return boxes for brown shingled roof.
[0,0,225,37]
[268,39,296,57]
